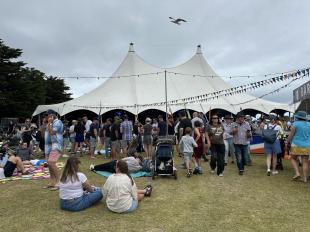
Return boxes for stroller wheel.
[174,170,177,180]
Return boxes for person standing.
[142,118,153,159]
[89,117,99,159]
[103,118,112,158]
[223,115,235,165]
[260,115,283,176]
[286,111,310,183]
[74,119,86,156]
[157,115,167,137]
[232,112,252,176]
[120,115,133,155]
[193,121,207,174]
[206,114,225,177]
[110,117,121,160]
[21,118,32,147]
[44,110,63,191]
[69,120,77,154]
[179,127,198,177]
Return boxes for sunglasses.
[212,117,218,119]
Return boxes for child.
[179,127,198,177]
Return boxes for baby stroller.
[152,137,177,180]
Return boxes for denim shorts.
[264,139,281,156]
[125,199,138,213]
[90,137,97,149]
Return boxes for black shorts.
[4,161,17,177]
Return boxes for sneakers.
[272,171,279,175]
[267,170,271,176]
[219,173,224,177]
[186,171,192,178]
[193,168,199,175]
[239,170,244,176]
[198,167,203,174]
[89,164,95,171]
[210,170,215,174]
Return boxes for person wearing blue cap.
[43,109,63,191]
[286,111,310,183]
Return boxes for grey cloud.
[0,0,309,101]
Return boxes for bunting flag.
[66,68,309,109]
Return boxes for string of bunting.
[66,69,309,110]
[231,76,302,106]
[58,67,309,80]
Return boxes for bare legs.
[266,154,277,172]
[143,144,152,159]
[290,155,309,182]
[8,156,27,173]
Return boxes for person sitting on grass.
[59,157,103,212]
[102,160,152,213]
[90,155,143,173]
[179,127,198,177]
[16,142,33,161]
[0,153,30,179]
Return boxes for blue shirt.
[292,121,310,148]
[45,119,63,154]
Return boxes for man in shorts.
[44,109,63,191]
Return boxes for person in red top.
[193,121,209,174]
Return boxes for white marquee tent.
[32,44,294,116]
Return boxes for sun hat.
[294,111,308,120]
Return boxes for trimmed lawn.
[1,154,310,232]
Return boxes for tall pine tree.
[0,39,72,118]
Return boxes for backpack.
[261,125,277,144]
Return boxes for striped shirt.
[120,120,133,141]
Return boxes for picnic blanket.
[0,161,65,183]
[94,170,152,178]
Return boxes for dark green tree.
[0,39,72,118]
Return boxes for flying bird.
[169,17,187,25]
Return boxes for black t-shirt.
[74,124,86,135]
[178,118,192,136]
[104,124,111,137]
[168,123,174,135]
[158,121,167,136]
[89,123,99,138]
[110,123,120,141]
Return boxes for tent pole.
[165,70,168,137]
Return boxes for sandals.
[50,186,60,191]
[292,175,301,181]
[144,185,152,197]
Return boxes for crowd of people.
[1,109,309,213]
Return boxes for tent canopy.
[33,43,295,116]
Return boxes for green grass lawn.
[1,154,310,232]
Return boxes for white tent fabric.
[33,44,294,116]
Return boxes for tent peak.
[196,44,202,54]
[129,42,135,52]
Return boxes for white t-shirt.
[102,174,138,213]
[59,172,87,200]
[85,120,92,132]
[69,125,76,138]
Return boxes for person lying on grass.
[102,160,152,213]
[90,155,144,173]
[0,152,30,179]
[59,157,103,212]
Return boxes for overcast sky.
[1,0,310,104]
